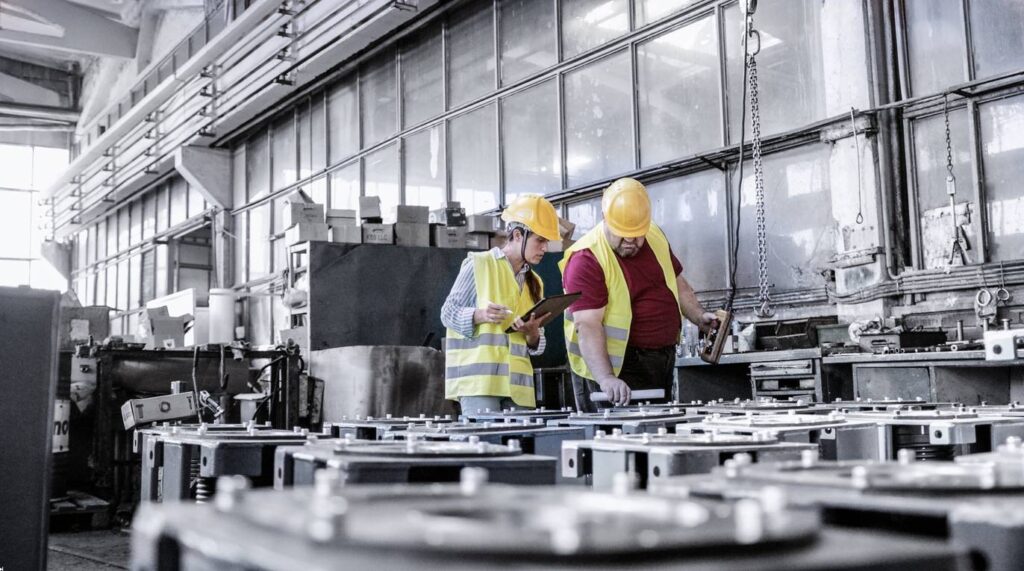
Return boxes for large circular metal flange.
[711,414,846,428]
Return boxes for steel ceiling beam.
[0,0,138,59]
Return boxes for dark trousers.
[571,345,676,412]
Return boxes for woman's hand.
[473,302,512,325]
[511,312,551,347]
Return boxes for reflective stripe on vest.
[444,251,541,407]
[559,221,680,380]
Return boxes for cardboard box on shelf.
[330,224,362,244]
[362,223,395,245]
[326,209,357,223]
[143,306,192,350]
[283,189,325,227]
[285,222,330,246]
[395,223,430,247]
[395,205,430,224]
[431,224,467,248]
[428,202,467,227]
[466,215,499,234]
[465,233,489,250]
[359,196,382,221]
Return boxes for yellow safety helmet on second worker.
[501,195,561,242]
[602,178,651,238]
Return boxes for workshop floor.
[48,529,131,570]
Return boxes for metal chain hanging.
[744,1,772,318]
[944,94,970,265]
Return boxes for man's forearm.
[677,274,707,325]
[577,322,614,381]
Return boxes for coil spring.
[195,477,217,503]
[893,427,956,461]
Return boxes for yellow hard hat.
[502,195,561,241]
[602,178,651,238]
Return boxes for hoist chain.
[746,15,771,318]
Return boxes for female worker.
[441,195,562,414]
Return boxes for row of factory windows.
[66,0,1024,329]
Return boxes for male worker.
[561,178,718,410]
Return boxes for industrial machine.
[548,409,703,438]
[326,414,456,440]
[679,411,881,460]
[131,469,966,570]
[139,423,311,503]
[655,441,1024,571]
[842,408,1024,460]
[562,430,816,490]
[274,438,557,488]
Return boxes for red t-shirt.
[563,242,683,349]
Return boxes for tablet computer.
[505,292,582,333]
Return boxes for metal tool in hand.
[943,94,971,266]
[591,389,665,403]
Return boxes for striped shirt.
[440,247,546,355]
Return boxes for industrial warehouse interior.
[4,0,1024,569]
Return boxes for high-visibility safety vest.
[444,252,540,407]
[559,221,681,380]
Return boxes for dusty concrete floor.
[47,529,131,570]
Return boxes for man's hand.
[597,375,631,406]
[473,302,512,325]
[511,312,551,347]
[698,311,720,333]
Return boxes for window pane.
[31,146,69,191]
[97,219,108,259]
[647,171,727,291]
[106,216,117,257]
[87,225,97,264]
[156,244,169,298]
[404,126,446,209]
[904,0,965,96]
[0,190,32,258]
[330,162,360,210]
[980,95,1024,262]
[117,259,129,310]
[312,93,327,173]
[272,197,286,272]
[364,144,400,222]
[170,177,188,226]
[0,144,33,189]
[309,176,328,207]
[360,49,398,148]
[188,185,205,218]
[129,254,141,309]
[233,213,247,286]
[565,196,602,239]
[248,204,271,279]
[246,130,270,199]
[142,249,156,304]
[156,184,170,232]
[635,0,694,27]
[970,0,1024,80]
[401,24,444,127]
[735,145,835,291]
[448,2,495,108]
[298,101,312,180]
[118,206,130,251]
[564,50,634,186]
[96,266,106,307]
[450,104,499,214]
[500,0,557,85]
[724,2,828,142]
[130,200,143,244]
[106,265,117,307]
[272,112,297,190]
[561,0,628,59]
[328,78,359,162]
[637,16,720,166]
[232,146,247,207]
[142,192,156,239]
[912,108,971,214]
[502,80,561,200]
